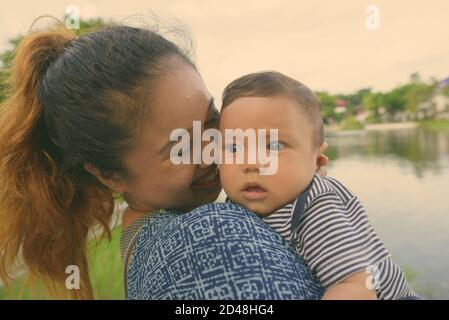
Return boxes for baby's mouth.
[241,182,268,200]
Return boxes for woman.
[0,22,326,299]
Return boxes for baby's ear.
[318,141,328,155]
[315,141,329,175]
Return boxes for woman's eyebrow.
[159,97,216,155]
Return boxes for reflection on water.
[325,127,449,299]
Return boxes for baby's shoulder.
[298,175,366,225]
[307,174,358,207]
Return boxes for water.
[325,127,449,299]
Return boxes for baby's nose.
[243,162,260,174]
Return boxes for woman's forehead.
[150,63,210,123]
[134,64,212,153]
[124,66,212,165]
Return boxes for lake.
[325,126,449,299]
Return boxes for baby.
[218,71,418,300]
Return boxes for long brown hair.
[0,22,193,299]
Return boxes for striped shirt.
[262,174,418,300]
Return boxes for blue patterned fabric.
[127,202,324,299]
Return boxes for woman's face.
[120,58,222,212]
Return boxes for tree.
[403,83,434,113]
[0,18,107,104]
[443,86,449,97]
[346,88,372,108]
[410,72,421,83]
[362,92,384,122]
[0,70,8,102]
[316,91,337,122]
[383,88,406,115]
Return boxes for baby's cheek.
[271,166,306,200]
[218,165,236,194]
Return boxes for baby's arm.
[291,176,392,300]
[322,271,377,300]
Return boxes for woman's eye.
[267,141,285,151]
[205,109,220,128]
[225,143,241,153]
[178,143,191,157]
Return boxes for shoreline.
[325,120,449,134]
[365,122,418,131]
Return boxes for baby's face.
[219,96,324,217]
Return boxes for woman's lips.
[242,183,267,200]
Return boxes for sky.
[1,0,448,98]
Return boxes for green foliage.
[362,92,384,114]
[0,18,108,67]
[419,119,449,131]
[403,266,418,284]
[316,75,440,126]
[359,73,435,121]
[338,88,372,114]
[339,116,364,130]
[442,86,449,97]
[0,18,108,104]
[0,226,124,300]
[316,91,336,119]
[0,37,22,68]
[401,82,434,113]
[383,87,406,115]
[0,70,9,103]
[89,226,125,300]
[409,72,421,83]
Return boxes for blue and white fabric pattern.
[126,202,324,300]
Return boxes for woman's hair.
[0,21,193,299]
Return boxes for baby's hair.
[221,71,324,146]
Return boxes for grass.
[419,119,449,131]
[339,116,365,131]
[89,226,125,300]
[0,226,125,300]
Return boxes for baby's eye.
[225,143,241,153]
[267,141,285,151]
